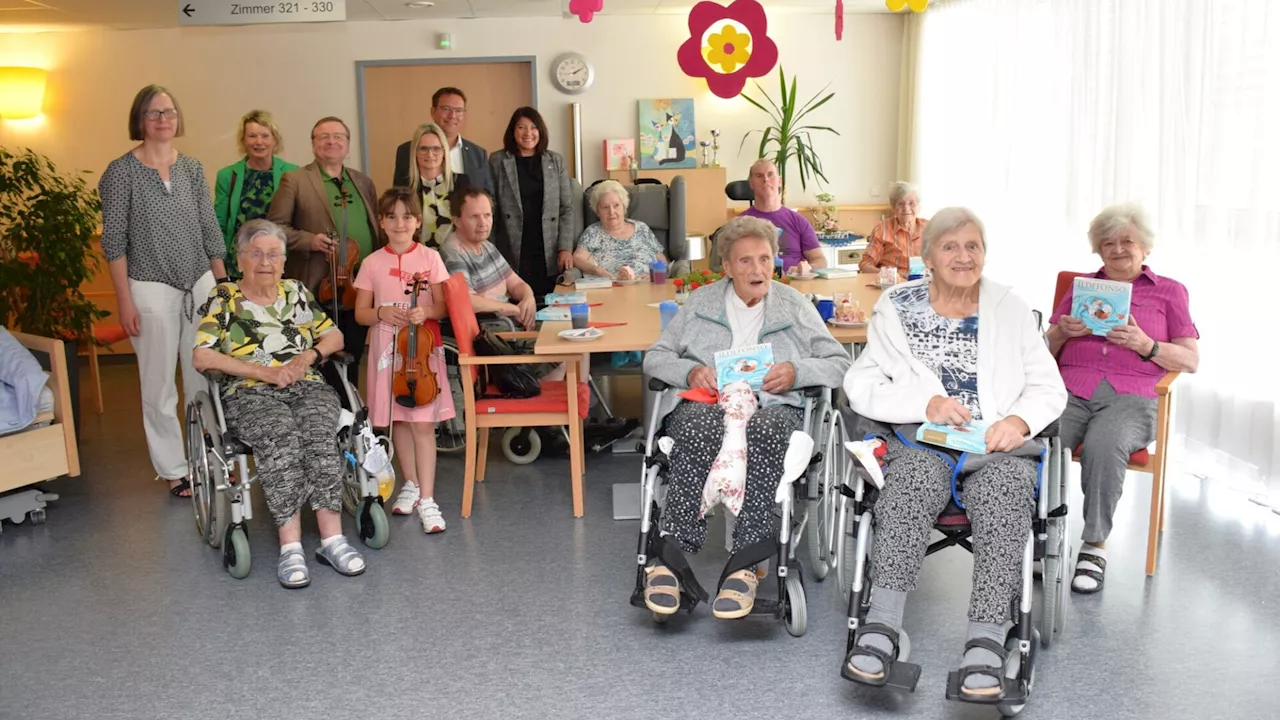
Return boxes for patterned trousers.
[659,401,802,555]
[871,438,1037,623]
[222,380,344,527]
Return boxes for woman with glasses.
[194,219,366,589]
[405,122,470,248]
[98,84,227,499]
[214,110,299,279]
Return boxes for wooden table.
[533,273,885,355]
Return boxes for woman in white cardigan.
[841,207,1066,698]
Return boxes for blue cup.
[908,256,926,281]
[650,260,667,284]
[659,300,679,330]
[569,302,590,330]
[816,299,835,321]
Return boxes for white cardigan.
[843,278,1067,437]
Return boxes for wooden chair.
[2,332,80,495]
[1053,271,1179,576]
[86,323,128,414]
[443,273,589,518]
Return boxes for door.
[358,59,535,192]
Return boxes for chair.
[571,176,689,278]
[86,323,128,414]
[709,180,756,273]
[442,273,590,517]
[1053,271,1178,576]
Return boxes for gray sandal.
[278,547,311,589]
[315,536,366,577]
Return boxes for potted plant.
[810,192,840,235]
[740,67,838,203]
[0,147,107,432]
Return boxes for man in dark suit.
[393,86,492,194]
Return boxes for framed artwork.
[638,98,697,169]
[603,138,635,170]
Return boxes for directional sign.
[178,0,346,26]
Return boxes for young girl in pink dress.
[353,188,455,534]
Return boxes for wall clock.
[552,52,594,95]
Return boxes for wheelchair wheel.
[224,525,251,579]
[186,393,223,548]
[435,341,467,454]
[501,427,542,464]
[355,497,390,549]
[997,631,1038,717]
[783,573,807,637]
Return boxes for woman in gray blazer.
[488,107,575,298]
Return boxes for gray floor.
[2,362,1279,720]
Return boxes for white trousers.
[129,272,215,480]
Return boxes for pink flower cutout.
[677,0,779,99]
[570,0,602,22]
[836,0,844,40]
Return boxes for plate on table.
[558,327,605,342]
[827,318,867,328]
[788,273,818,281]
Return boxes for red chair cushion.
[94,323,129,345]
[475,380,590,419]
[1073,444,1149,466]
[1052,271,1086,311]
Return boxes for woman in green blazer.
[214,110,299,278]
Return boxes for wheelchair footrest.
[841,658,921,693]
[944,671,1026,705]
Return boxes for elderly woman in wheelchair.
[841,208,1066,705]
[193,218,366,589]
[638,215,849,622]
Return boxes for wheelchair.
[184,354,393,579]
[831,414,1071,717]
[628,379,835,637]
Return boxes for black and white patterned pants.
[659,401,802,555]
[872,438,1037,623]
[222,380,345,527]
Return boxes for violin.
[317,176,360,312]
[393,273,440,408]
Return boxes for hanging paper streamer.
[835,0,844,40]
[676,0,779,99]
[886,0,929,11]
[570,0,603,22]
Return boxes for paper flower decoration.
[570,0,602,22]
[886,0,929,12]
[835,0,844,40]
[677,0,779,99]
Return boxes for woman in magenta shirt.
[1047,204,1200,594]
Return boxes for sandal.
[955,637,1007,698]
[643,563,681,615]
[277,547,311,589]
[1071,550,1106,594]
[315,536,366,577]
[168,479,191,498]
[712,569,758,619]
[844,623,904,684]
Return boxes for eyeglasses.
[314,133,349,142]
[435,105,466,116]
[144,109,179,121]
[417,146,445,155]
[242,250,285,264]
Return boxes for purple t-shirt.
[741,206,820,269]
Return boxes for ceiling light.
[406,1,435,7]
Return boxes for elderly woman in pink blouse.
[1047,204,1199,594]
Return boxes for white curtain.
[912,0,1280,501]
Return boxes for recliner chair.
[710,180,755,273]
[566,176,690,280]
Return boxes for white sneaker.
[417,498,447,534]
[391,482,420,515]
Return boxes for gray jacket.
[644,281,851,428]
[489,149,575,277]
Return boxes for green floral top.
[227,168,275,279]
[194,280,337,395]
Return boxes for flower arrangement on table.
[810,192,840,234]
[672,269,725,303]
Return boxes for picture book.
[536,306,570,322]
[1071,277,1132,336]
[714,343,775,390]
[574,276,613,290]
[603,139,635,171]
[916,420,992,455]
[544,291,587,305]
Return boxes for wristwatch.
[1140,340,1160,362]
[310,348,325,367]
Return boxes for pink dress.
[353,244,457,427]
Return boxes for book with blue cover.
[1071,277,1132,336]
[536,306,570,321]
[544,291,587,305]
[917,420,992,455]
[714,343,775,390]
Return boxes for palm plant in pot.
[0,147,107,432]
[740,67,838,203]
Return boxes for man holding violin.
[268,116,381,390]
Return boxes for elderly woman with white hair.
[193,218,365,589]
[859,181,927,279]
[843,207,1066,696]
[642,215,849,620]
[573,179,667,280]
[1047,203,1199,594]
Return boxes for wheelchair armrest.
[202,370,226,384]
[799,386,824,398]
[648,377,670,392]
[1036,419,1061,439]
[325,351,355,367]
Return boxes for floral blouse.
[576,219,664,275]
[194,279,337,395]
[420,175,456,248]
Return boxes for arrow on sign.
[183,4,194,16]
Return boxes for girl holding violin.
[353,188,455,534]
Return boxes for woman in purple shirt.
[1047,204,1200,594]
